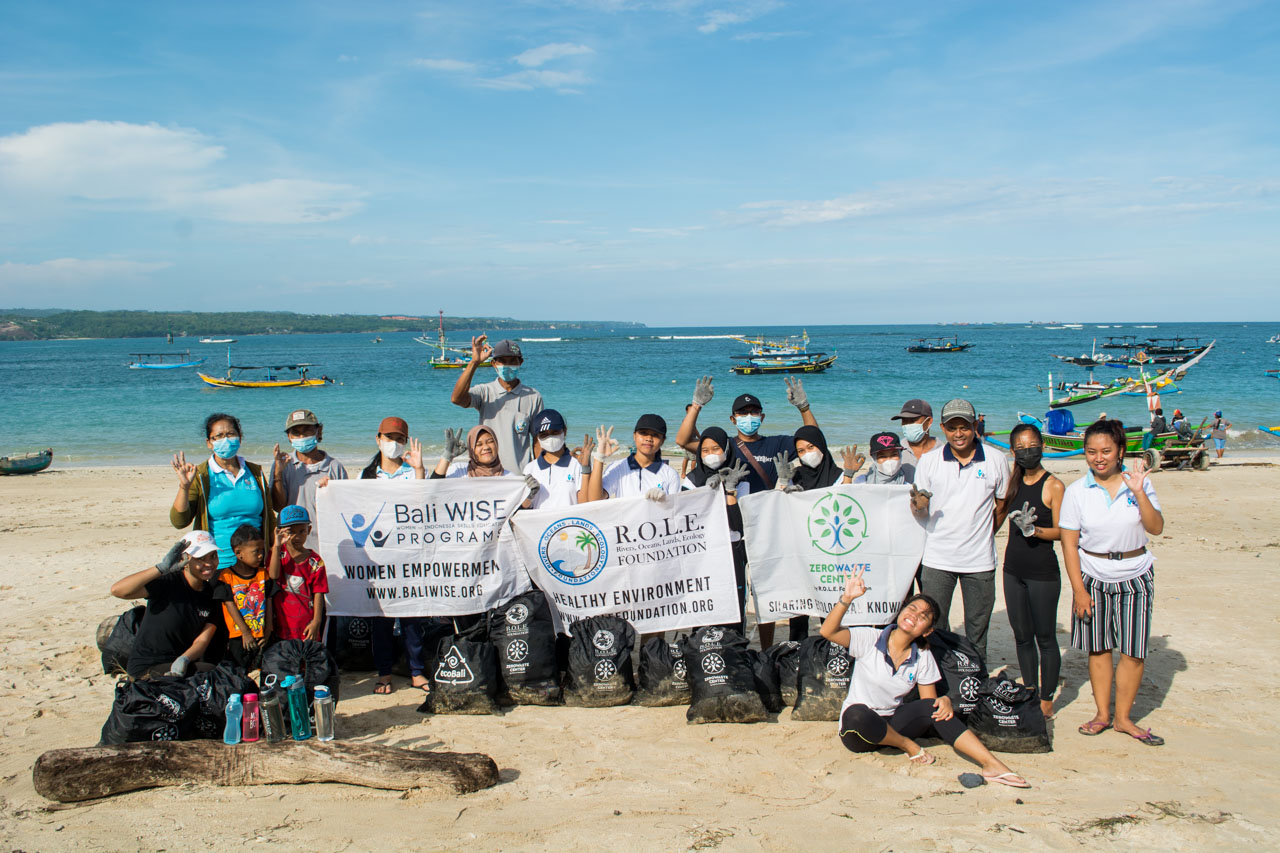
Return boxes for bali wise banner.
[740,485,926,626]
[316,478,531,617]
[508,487,739,634]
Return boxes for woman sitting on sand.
[1060,419,1165,745]
[820,570,1030,788]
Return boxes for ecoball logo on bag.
[538,518,609,584]
[806,494,869,557]
[435,644,475,685]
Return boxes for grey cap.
[891,399,933,421]
[940,398,976,424]
[491,339,522,359]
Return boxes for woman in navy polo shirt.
[1060,419,1165,745]
[820,570,1030,787]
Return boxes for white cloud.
[698,1,781,34]
[0,258,172,291]
[478,69,589,93]
[337,54,358,62]
[731,30,803,41]
[410,58,478,72]
[514,43,594,68]
[0,121,365,224]
[629,225,706,237]
[350,234,391,245]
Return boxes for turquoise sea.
[1,322,1277,468]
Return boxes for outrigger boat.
[416,310,491,369]
[197,345,330,388]
[0,448,53,475]
[1259,425,1280,439]
[988,412,1209,469]
[127,350,205,369]
[729,331,811,356]
[730,351,837,375]
[906,335,973,353]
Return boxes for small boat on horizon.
[127,350,205,369]
[199,337,237,344]
[907,335,973,353]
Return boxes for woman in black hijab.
[791,425,844,491]
[683,427,750,635]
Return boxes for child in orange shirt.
[214,524,274,671]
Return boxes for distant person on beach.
[1209,411,1231,459]
[855,431,909,485]
[1148,407,1167,435]
[271,408,348,551]
[450,336,544,474]
[1061,419,1165,746]
[588,415,680,500]
[911,399,1009,661]
[891,399,936,473]
[994,424,1064,720]
[521,409,593,509]
[170,413,274,570]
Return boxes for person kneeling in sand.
[819,570,1030,788]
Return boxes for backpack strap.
[734,438,775,490]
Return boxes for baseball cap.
[731,393,763,413]
[491,339,522,359]
[869,431,903,457]
[891,399,933,421]
[940,398,977,425]
[181,530,219,558]
[378,416,409,436]
[284,409,319,431]
[532,409,566,435]
[634,413,668,437]
[279,505,310,527]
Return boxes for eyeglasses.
[209,431,239,440]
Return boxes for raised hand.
[470,334,492,364]
[171,451,196,489]
[576,433,596,468]
[274,525,290,555]
[155,539,190,575]
[272,443,290,471]
[842,567,867,602]
[405,437,425,471]
[784,376,810,412]
[443,427,467,462]
[773,452,798,490]
[840,445,865,475]
[1010,501,1039,537]
[692,375,714,407]
[719,459,749,490]
[909,484,932,513]
[523,474,540,501]
[593,426,618,462]
[1122,458,1150,492]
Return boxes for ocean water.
[1,322,1276,468]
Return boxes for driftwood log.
[33,740,500,803]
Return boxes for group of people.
[110,333,1171,786]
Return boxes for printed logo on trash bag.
[673,659,688,681]
[826,655,850,676]
[434,644,475,685]
[594,660,617,681]
[505,603,530,625]
[701,653,726,675]
[993,680,1021,703]
[703,627,724,644]
[958,676,981,703]
[157,694,183,722]
[348,618,371,640]
[951,650,979,672]
[987,698,1013,715]
[806,493,869,557]
[507,639,529,662]
[151,723,179,741]
[592,630,616,652]
[195,681,213,703]
[538,518,609,585]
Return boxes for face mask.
[290,436,318,453]
[876,458,901,477]
[734,414,762,436]
[902,423,927,443]
[379,439,405,459]
[539,433,566,453]
[702,453,725,469]
[1014,448,1043,469]
[799,450,823,468]
[212,437,240,459]
[495,364,520,382]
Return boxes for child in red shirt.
[269,505,328,641]
[214,524,274,670]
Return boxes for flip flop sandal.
[1078,721,1112,736]
[982,772,1031,789]
[906,749,936,765]
[373,681,394,695]
[1125,728,1165,746]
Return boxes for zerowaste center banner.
[316,477,531,617]
[740,485,926,625]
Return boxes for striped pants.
[1070,569,1154,659]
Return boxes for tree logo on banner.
[807,494,869,556]
[538,518,609,585]
[435,645,475,685]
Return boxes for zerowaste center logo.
[538,517,608,585]
[806,494,868,557]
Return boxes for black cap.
[531,409,565,434]
[869,431,903,457]
[633,414,667,437]
[731,393,763,413]
[891,398,932,421]
[491,339,522,359]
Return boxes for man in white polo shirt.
[911,398,1009,660]
[450,335,544,475]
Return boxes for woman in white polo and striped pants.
[1060,419,1165,746]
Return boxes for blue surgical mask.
[902,423,927,443]
[290,436,318,453]
[495,364,520,382]
[735,414,762,436]
[212,437,241,459]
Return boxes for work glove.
[524,474,540,501]
[166,655,190,677]
[773,452,799,490]
[692,375,714,407]
[784,376,809,413]
[443,427,468,462]
[719,460,749,491]
[644,488,668,502]
[156,539,189,576]
[1009,502,1039,538]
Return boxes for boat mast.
[438,309,447,360]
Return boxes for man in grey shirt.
[270,408,349,551]
[450,336,544,474]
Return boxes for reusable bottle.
[313,685,335,742]
[283,676,312,741]
[241,693,260,743]
[223,694,243,745]
[260,688,286,742]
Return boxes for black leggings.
[1002,572,1061,701]
[839,700,968,753]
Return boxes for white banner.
[740,485,926,626]
[508,487,740,634]
[316,477,531,617]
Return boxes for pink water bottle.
[241,693,261,743]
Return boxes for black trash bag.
[926,629,989,719]
[967,677,1052,754]
[563,615,636,707]
[488,591,560,706]
[187,661,259,740]
[763,641,802,708]
[791,636,855,722]
[262,639,341,705]
[423,622,502,715]
[635,636,690,707]
[683,626,767,724]
[327,616,377,672]
[96,605,146,675]
[99,676,200,745]
[747,648,784,713]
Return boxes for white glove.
[1010,502,1039,537]
[644,487,668,502]
[166,655,190,677]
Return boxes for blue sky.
[0,0,1276,324]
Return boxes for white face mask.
[799,450,824,468]
[702,453,725,470]
[379,439,406,459]
[877,458,901,477]
[902,423,927,444]
[539,433,566,453]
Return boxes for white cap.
[182,530,219,558]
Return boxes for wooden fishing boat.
[729,331,810,356]
[1259,425,1280,438]
[995,413,1204,468]
[730,352,836,375]
[0,448,53,475]
[907,335,973,353]
[198,363,329,388]
[127,350,205,369]
[416,310,491,369]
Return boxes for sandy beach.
[2,457,1279,851]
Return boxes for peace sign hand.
[841,567,867,603]
[171,451,196,489]
[576,433,596,468]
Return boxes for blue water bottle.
[223,693,243,745]
[283,676,312,741]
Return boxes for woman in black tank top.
[996,424,1065,720]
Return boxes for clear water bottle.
[313,685,335,742]
[241,693,261,742]
[223,694,243,745]
[260,688,286,742]
[283,675,312,741]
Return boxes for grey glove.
[719,459,749,491]
[692,375,714,407]
[443,427,467,462]
[782,484,804,493]
[156,539,189,576]
[784,376,809,412]
[523,474,540,500]
[166,655,190,677]
[644,487,668,502]
[704,473,722,490]
[773,452,798,490]
[1010,501,1039,537]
